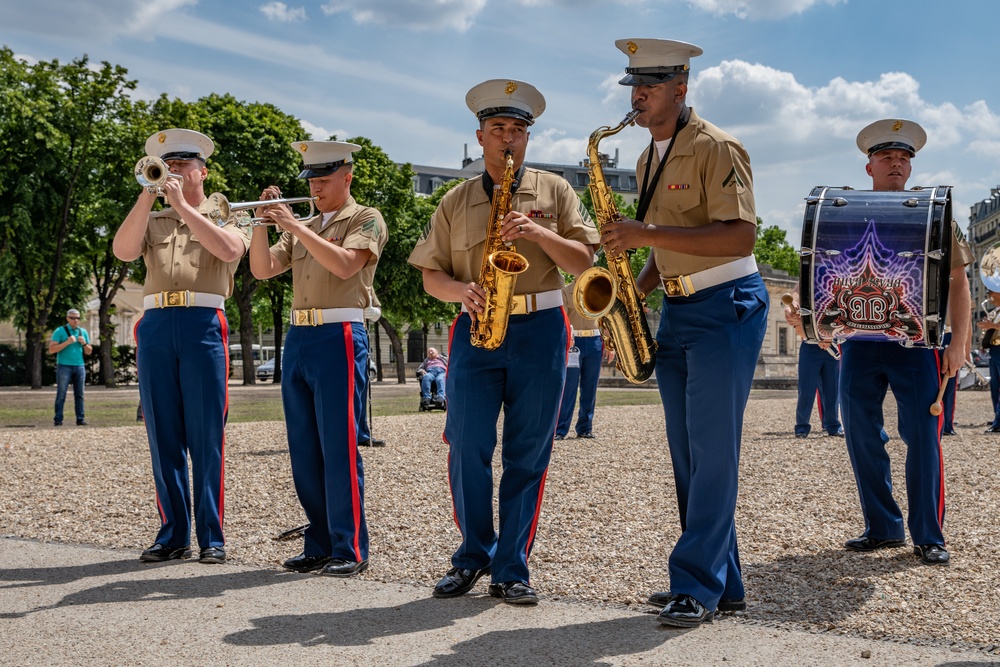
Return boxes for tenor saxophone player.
[408,79,598,606]
[602,39,767,628]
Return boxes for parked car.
[256,358,275,382]
[974,349,990,367]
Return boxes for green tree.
[754,221,800,277]
[0,49,137,387]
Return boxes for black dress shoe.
[359,438,386,447]
[657,594,713,627]
[199,546,226,564]
[433,566,491,598]
[487,581,538,606]
[76,420,88,426]
[914,544,950,565]
[844,536,906,552]
[319,558,368,577]
[577,432,595,439]
[646,591,746,612]
[140,543,192,562]
[554,434,565,441]
[985,426,1000,433]
[283,553,331,573]
[942,430,957,436]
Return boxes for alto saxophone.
[574,109,657,383]
[470,150,529,350]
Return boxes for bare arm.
[422,268,487,317]
[248,226,286,280]
[262,205,372,280]
[942,266,971,378]
[160,181,245,263]
[602,218,757,259]
[113,190,158,261]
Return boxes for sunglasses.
[68,316,80,320]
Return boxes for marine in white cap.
[834,117,972,569]
[113,128,250,566]
[601,38,768,629]
[249,139,386,578]
[408,79,599,606]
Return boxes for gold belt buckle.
[158,290,189,307]
[509,295,528,316]
[293,309,322,326]
[662,275,695,298]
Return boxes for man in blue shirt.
[49,308,93,426]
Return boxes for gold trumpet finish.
[204,194,318,228]
[134,155,182,196]
[470,150,529,350]
[574,109,656,384]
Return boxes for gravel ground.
[2,388,999,654]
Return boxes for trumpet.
[204,193,318,228]
[134,156,182,196]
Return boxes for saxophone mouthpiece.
[503,149,513,160]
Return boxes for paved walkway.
[1,539,995,666]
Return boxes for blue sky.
[3,0,999,241]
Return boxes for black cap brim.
[618,71,681,86]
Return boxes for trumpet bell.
[981,243,1000,293]
[134,155,182,194]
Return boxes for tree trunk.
[378,319,407,384]
[232,261,257,385]
[27,332,43,389]
[268,286,286,384]
[98,301,116,387]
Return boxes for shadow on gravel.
[0,556,147,588]
[1,565,292,619]
[743,547,923,626]
[224,596,672,665]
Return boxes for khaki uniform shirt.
[270,196,386,310]
[949,221,974,270]
[408,168,600,292]
[638,108,756,278]
[561,282,600,331]
[141,201,251,297]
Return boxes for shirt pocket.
[456,223,488,252]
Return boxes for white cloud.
[687,0,846,19]
[321,0,487,31]
[0,0,197,39]
[260,2,306,22]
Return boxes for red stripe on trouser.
[815,388,824,421]
[445,314,460,528]
[342,322,362,561]
[933,350,946,530]
[216,309,229,527]
[523,468,550,565]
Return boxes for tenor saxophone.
[574,109,657,383]
[470,150,529,350]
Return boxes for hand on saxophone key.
[462,282,487,316]
[929,375,949,416]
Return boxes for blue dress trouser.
[444,308,568,585]
[794,341,841,436]
[136,308,229,550]
[54,364,86,425]
[840,341,946,546]
[655,274,768,611]
[282,322,369,562]
[556,334,603,437]
[990,350,1000,429]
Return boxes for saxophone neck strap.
[636,105,690,223]
[481,165,525,202]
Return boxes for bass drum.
[798,186,952,347]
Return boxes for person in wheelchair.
[416,347,448,409]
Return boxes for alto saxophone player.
[600,39,767,628]
[408,79,598,606]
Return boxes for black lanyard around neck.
[635,105,691,223]
[481,165,525,201]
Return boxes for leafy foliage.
[754,221,800,277]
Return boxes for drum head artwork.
[799,186,951,347]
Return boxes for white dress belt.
[573,328,602,337]
[290,307,364,326]
[660,256,759,298]
[143,291,226,309]
[461,289,563,315]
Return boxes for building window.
[576,172,590,187]
[628,176,638,190]
[778,327,788,355]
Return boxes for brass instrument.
[203,193,317,228]
[470,150,529,350]
[134,156,182,196]
[573,109,656,383]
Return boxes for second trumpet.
[205,194,318,228]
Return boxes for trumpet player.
[249,141,386,578]
[978,289,1000,432]
[113,129,250,565]
[408,79,598,606]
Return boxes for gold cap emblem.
[892,120,903,132]
[157,133,167,143]
[300,143,308,152]
[627,41,638,54]
[505,81,518,95]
